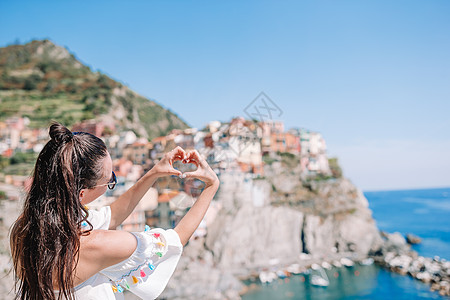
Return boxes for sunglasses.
[93,171,117,190]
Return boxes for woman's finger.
[168,167,182,176]
[183,151,199,166]
[169,147,186,164]
[183,170,199,179]
[173,146,186,159]
[192,150,207,168]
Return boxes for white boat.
[321,262,332,270]
[259,271,277,284]
[310,267,329,287]
[311,275,329,287]
[286,263,302,274]
[360,258,374,266]
[340,258,354,267]
[332,260,342,268]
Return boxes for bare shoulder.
[79,229,137,271]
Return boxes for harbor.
[242,263,445,300]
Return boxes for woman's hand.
[182,150,219,187]
[152,146,186,178]
[110,146,187,228]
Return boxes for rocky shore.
[372,232,450,297]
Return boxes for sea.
[242,187,450,300]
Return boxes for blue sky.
[1,0,449,191]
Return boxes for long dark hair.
[10,122,108,300]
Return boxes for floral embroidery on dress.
[109,225,167,294]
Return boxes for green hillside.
[0,39,189,138]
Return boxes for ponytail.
[10,122,108,300]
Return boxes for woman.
[10,123,219,300]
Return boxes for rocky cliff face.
[161,164,383,299]
[300,179,383,256]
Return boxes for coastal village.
[0,115,331,232]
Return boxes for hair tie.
[49,123,79,146]
[59,132,73,144]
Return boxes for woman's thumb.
[168,168,182,176]
[182,171,198,179]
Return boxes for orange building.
[266,132,300,154]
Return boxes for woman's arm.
[108,169,158,229]
[108,147,186,229]
[173,150,219,246]
[76,229,138,285]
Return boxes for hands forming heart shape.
[153,146,219,188]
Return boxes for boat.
[286,263,302,274]
[310,267,330,287]
[360,258,374,266]
[311,275,329,287]
[340,258,354,267]
[259,271,277,284]
[321,261,332,270]
[276,269,287,279]
[332,260,342,268]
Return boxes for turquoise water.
[242,187,450,300]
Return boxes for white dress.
[54,206,183,300]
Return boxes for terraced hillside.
[0,39,189,138]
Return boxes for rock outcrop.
[372,232,450,296]
[406,233,422,245]
[161,165,384,299]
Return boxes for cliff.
[160,160,383,299]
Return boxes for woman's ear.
[79,189,85,201]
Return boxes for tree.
[10,152,28,164]
[24,74,41,90]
